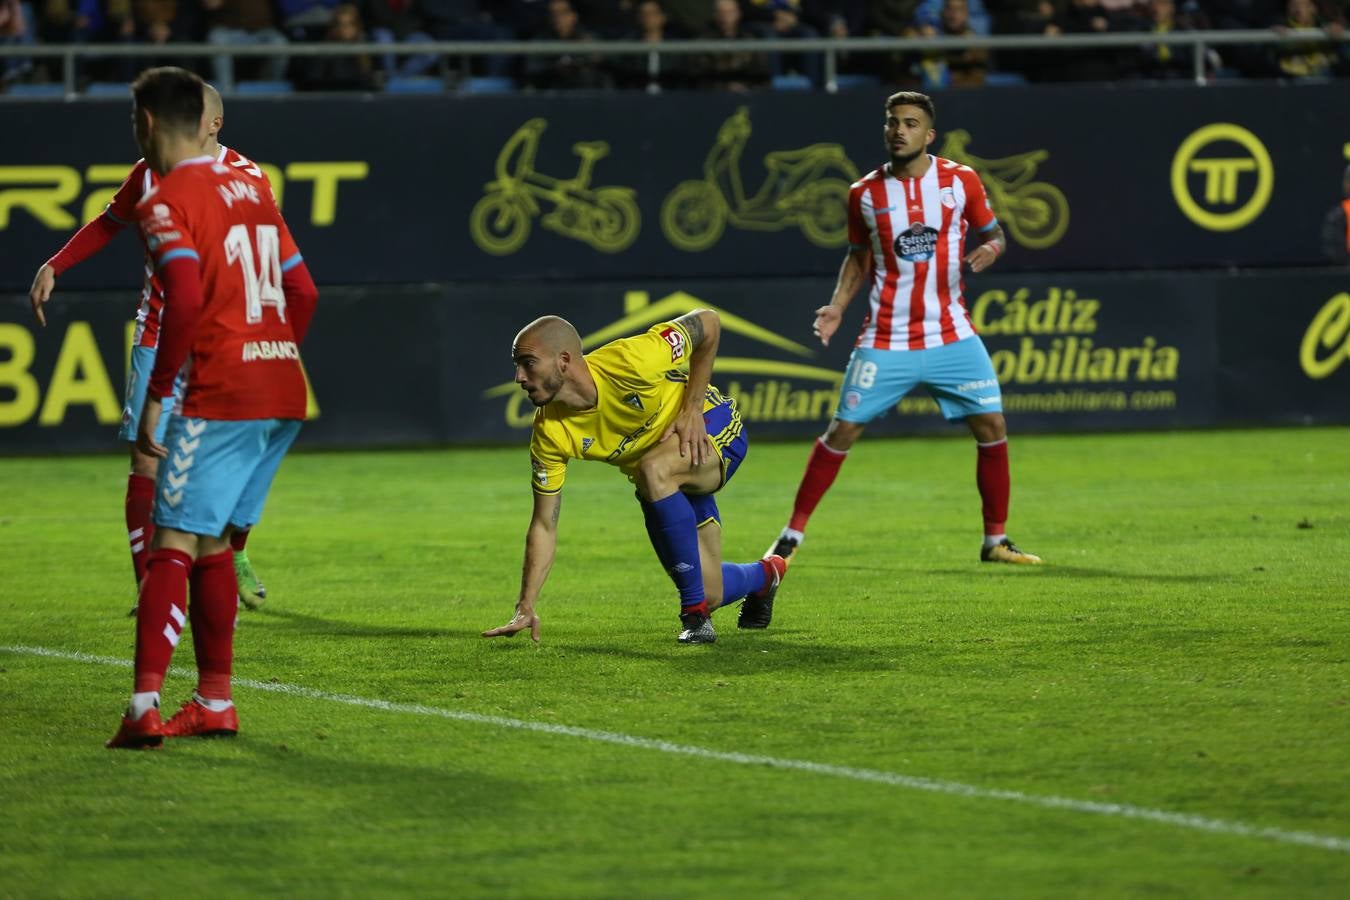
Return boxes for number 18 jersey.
[136,156,307,421]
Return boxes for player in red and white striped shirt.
[28,83,283,609]
[768,91,1041,568]
[107,67,318,748]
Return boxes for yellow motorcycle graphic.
[938,129,1069,250]
[470,118,641,255]
[661,107,859,252]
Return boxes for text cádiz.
[973,287,1179,384]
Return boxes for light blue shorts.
[119,345,186,443]
[153,416,302,537]
[836,337,1003,423]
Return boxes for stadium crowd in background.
[1,0,1347,91]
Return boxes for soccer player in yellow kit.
[482,311,787,644]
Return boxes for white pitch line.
[6,643,1349,855]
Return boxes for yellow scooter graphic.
[938,129,1069,250]
[661,107,859,252]
[470,118,641,255]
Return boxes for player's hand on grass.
[482,607,541,642]
[29,264,55,327]
[136,397,169,459]
[813,305,842,347]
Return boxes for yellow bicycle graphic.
[661,107,859,252]
[470,118,641,255]
[939,129,1069,250]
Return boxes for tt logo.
[1170,124,1273,232]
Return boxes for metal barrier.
[1,29,1348,95]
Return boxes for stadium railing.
[0,29,1347,97]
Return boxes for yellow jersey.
[529,321,734,494]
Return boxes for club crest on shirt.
[581,437,595,453]
[939,187,957,209]
[622,392,644,410]
[894,221,940,262]
[659,326,686,362]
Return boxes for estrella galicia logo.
[894,222,939,262]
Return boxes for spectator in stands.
[1321,163,1350,265]
[865,0,923,84]
[0,0,36,85]
[762,0,820,84]
[1045,0,1127,81]
[1205,0,1280,73]
[801,0,864,35]
[822,8,871,78]
[203,0,290,89]
[53,0,139,82]
[574,0,632,37]
[421,0,514,75]
[1134,0,1213,79]
[298,2,377,88]
[909,0,987,87]
[657,0,705,34]
[523,0,610,88]
[279,0,341,37]
[612,0,690,90]
[697,0,769,90]
[364,0,438,77]
[134,0,201,73]
[1272,0,1346,77]
[912,0,989,34]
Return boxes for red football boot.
[162,699,239,738]
[106,708,164,750]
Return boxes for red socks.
[788,438,848,533]
[125,473,156,585]
[229,529,249,552]
[189,550,238,701]
[133,548,192,694]
[976,439,1011,537]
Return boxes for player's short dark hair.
[886,91,936,127]
[132,67,205,136]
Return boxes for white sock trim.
[976,438,1008,448]
[193,693,234,712]
[816,438,849,456]
[129,691,160,719]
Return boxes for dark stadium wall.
[3,271,1346,452]
[0,82,1347,290]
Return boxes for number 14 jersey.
[136,156,307,421]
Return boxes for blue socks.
[721,562,767,604]
[642,493,705,610]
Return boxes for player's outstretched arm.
[661,309,720,466]
[815,248,869,347]
[482,490,562,642]
[30,214,129,326]
[29,264,55,327]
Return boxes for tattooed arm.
[664,309,721,465]
[964,221,1007,274]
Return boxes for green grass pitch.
[2,428,1348,898]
